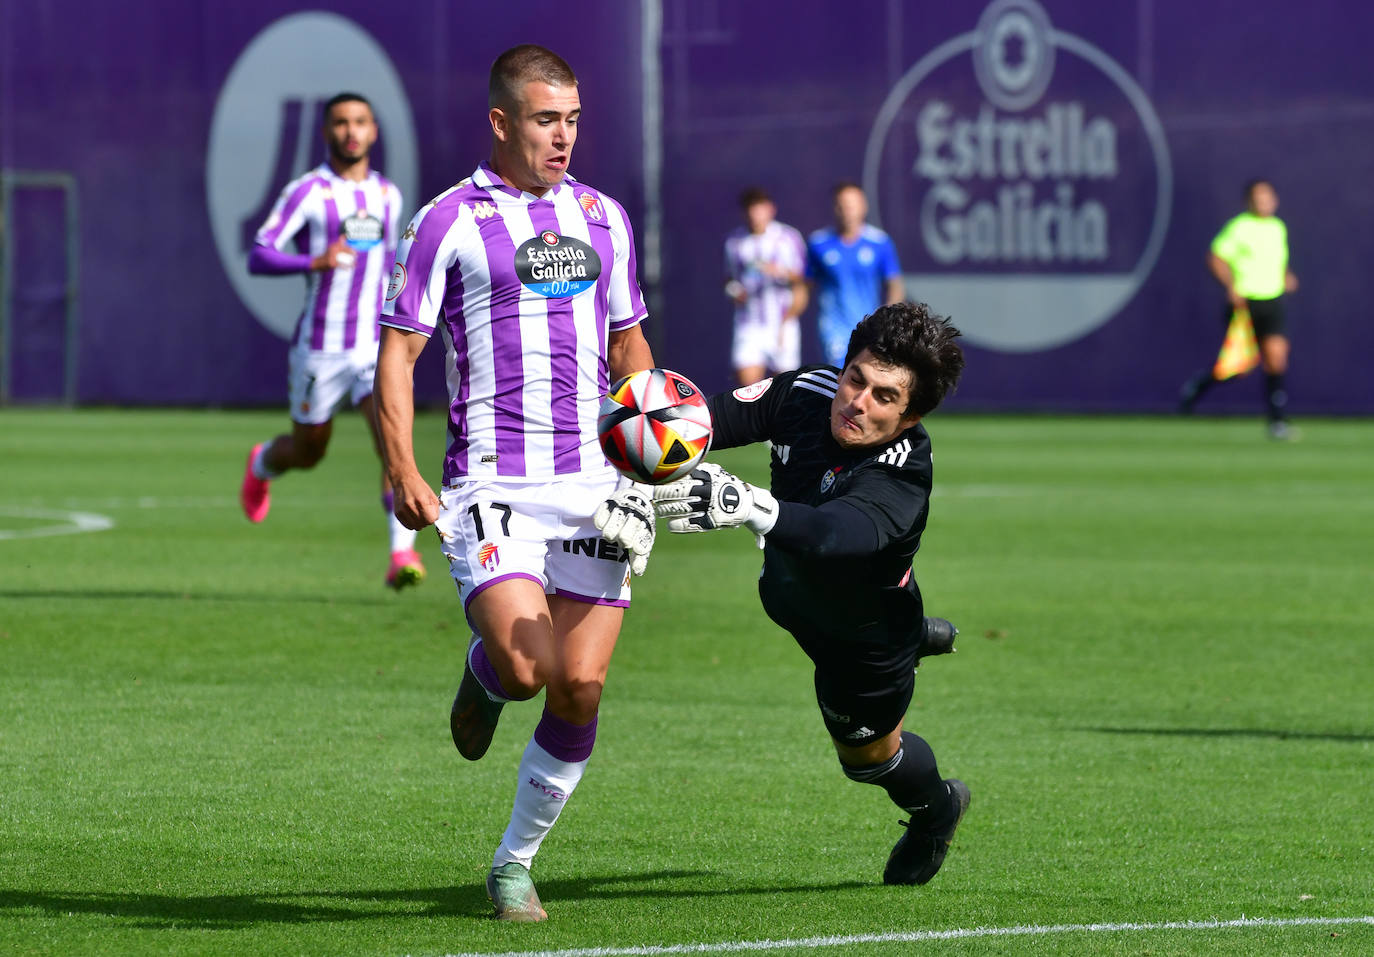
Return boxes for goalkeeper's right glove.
[654,463,778,547]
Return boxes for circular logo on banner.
[206,12,418,339]
[863,0,1172,353]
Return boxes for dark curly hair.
[843,301,966,417]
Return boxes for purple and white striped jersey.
[724,220,805,328]
[381,163,648,484]
[254,164,402,353]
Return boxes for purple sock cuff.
[534,706,598,763]
[382,490,395,513]
[469,640,517,702]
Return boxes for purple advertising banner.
[2,0,1372,413]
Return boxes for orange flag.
[1213,308,1260,380]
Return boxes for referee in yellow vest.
[1178,179,1299,438]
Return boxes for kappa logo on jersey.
[402,222,416,241]
[471,201,499,221]
[732,378,773,402]
[385,263,406,302]
[514,232,602,299]
[340,210,384,250]
[478,541,500,572]
[819,466,842,495]
[577,192,604,221]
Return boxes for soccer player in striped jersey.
[601,301,970,887]
[373,45,656,922]
[723,187,807,385]
[238,92,424,590]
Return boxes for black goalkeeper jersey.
[706,365,933,645]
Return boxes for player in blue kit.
[806,182,904,369]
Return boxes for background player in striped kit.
[723,187,807,386]
[238,92,423,590]
[373,45,656,922]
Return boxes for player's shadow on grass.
[0,588,395,607]
[1083,726,1374,744]
[0,872,869,927]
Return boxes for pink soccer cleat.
[386,548,425,591]
[240,443,271,523]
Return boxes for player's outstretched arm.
[375,327,440,530]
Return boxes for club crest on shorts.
[478,541,500,572]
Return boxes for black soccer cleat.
[450,658,505,761]
[917,617,959,660]
[883,778,971,886]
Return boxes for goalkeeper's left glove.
[593,483,656,576]
[654,463,778,547]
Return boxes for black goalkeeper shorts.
[788,626,920,746]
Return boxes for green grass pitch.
[1,408,1371,956]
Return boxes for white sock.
[492,730,592,869]
[388,513,417,554]
[251,442,283,481]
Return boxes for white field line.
[0,506,115,540]
[428,915,1374,957]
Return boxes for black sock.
[841,731,948,826]
[1180,370,1219,409]
[1264,373,1288,422]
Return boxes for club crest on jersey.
[478,541,500,572]
[819,466,843,495]
[577,192,604,221]
[340,210,384,250]
[515,232,602,299]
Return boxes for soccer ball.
[598,368,713,484]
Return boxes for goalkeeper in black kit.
[596,300,969,886]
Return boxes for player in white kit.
[238,92,424,590]
[373,46,656,921]
[723,187,807,386]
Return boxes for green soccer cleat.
[487,862,547,922]
[883,778,971,886]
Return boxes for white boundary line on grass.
[0,506,114,540]
[433,915,1374,957]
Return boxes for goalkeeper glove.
[654,463,779,546]
[593,483,656,576]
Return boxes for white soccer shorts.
[732,317,800,373]
[288,345,377,425]
[436,471,633,624]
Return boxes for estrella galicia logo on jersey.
[385,262,406,302]
[478,541,500,572]
[340,210,384,250]
[515,232,602,299]
[577,191,604,221]
[819,466,842,495]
